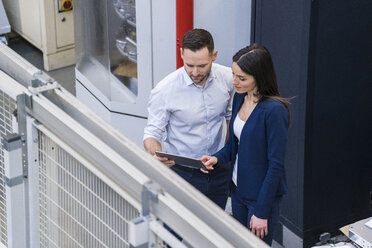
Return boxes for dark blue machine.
[251,0,372,247]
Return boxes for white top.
[232,114,245,185]
[143,63,234,158]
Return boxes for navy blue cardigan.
[214,93,288,219]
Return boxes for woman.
[201,43,290,245]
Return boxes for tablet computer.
[155,151,208,170]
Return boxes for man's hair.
[182,28,214,54]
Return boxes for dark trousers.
[231,184,282,246]
[171,166,230,209]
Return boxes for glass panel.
[75,0,111,99]
[108,0,138,96]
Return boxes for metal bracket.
[129,216,153,248]
[141,181,163,217]
[16,94,30,177]
[4,175,24,187]
[31,71,53,87]
[130,181,162,248]
[1,133,21,151]
[14,74,57,178]
[28,81,60,95]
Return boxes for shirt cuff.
[143,134,162,143]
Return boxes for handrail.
[22,89,241,247]
[0,42,41,88]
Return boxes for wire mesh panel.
[0,89,16,247]
[37,130,140,248]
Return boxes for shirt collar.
[182,67,194,86]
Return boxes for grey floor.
[7,36,76,95]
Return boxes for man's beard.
[191,73,208,85]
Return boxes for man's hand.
[144,138,175,167]
[200,156,217,173]
[154,153,175,167]
[250,215,268,239]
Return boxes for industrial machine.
[74,0,252,145]
[2,0,74,71]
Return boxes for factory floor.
[7,35,76,95]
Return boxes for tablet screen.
[155,151,208,170]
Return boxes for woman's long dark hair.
[233,43,291,123]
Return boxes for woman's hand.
[200,156,218,173]
[250,215,268,239]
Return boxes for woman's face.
[231,62,257,94]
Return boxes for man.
[143,28,234,209]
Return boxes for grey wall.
[194,0,252,67]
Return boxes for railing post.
[2,133,27,248]
[129,181,187,248]
[129,181,161,248]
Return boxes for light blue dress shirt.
[144,63,234,159]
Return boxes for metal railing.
[37,129,140,247]
[0,42,267,248]
[0,88,15,248]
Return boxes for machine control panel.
[58,0,73,12]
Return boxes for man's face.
[181,47,217,87]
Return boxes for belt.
[173,164,204,174]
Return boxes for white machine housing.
[75,0,252,145]
[2,0,75,71]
